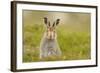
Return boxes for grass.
[23,23,91,62]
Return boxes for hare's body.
[39,17,62,59]
[40,33,61,59]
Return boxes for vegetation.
[23,23,90,62]
[23,10,91,62]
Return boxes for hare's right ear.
[44,17,48,24]
[56,19,60,26]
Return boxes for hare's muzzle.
[47,28,55,40]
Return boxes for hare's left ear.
[52,19,60,27]
[56,19,60,26]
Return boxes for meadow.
[23,23,90,62]
[23,10,91,62]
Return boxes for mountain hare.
[39,17,62,59]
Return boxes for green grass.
[23,24,91,62]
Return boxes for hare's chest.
[46,40,55,48]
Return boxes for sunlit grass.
[23,23,91,62]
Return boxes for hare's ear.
[52,22,55,27]
[44,17,48,24]
[48,21,50,27]
[56,19,60,26]
[52,19,60,27]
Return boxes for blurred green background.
[23,10,91,62]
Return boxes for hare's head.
[44,17,60,40]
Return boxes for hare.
[39,17,62,59]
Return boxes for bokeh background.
[23,10,91,62]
